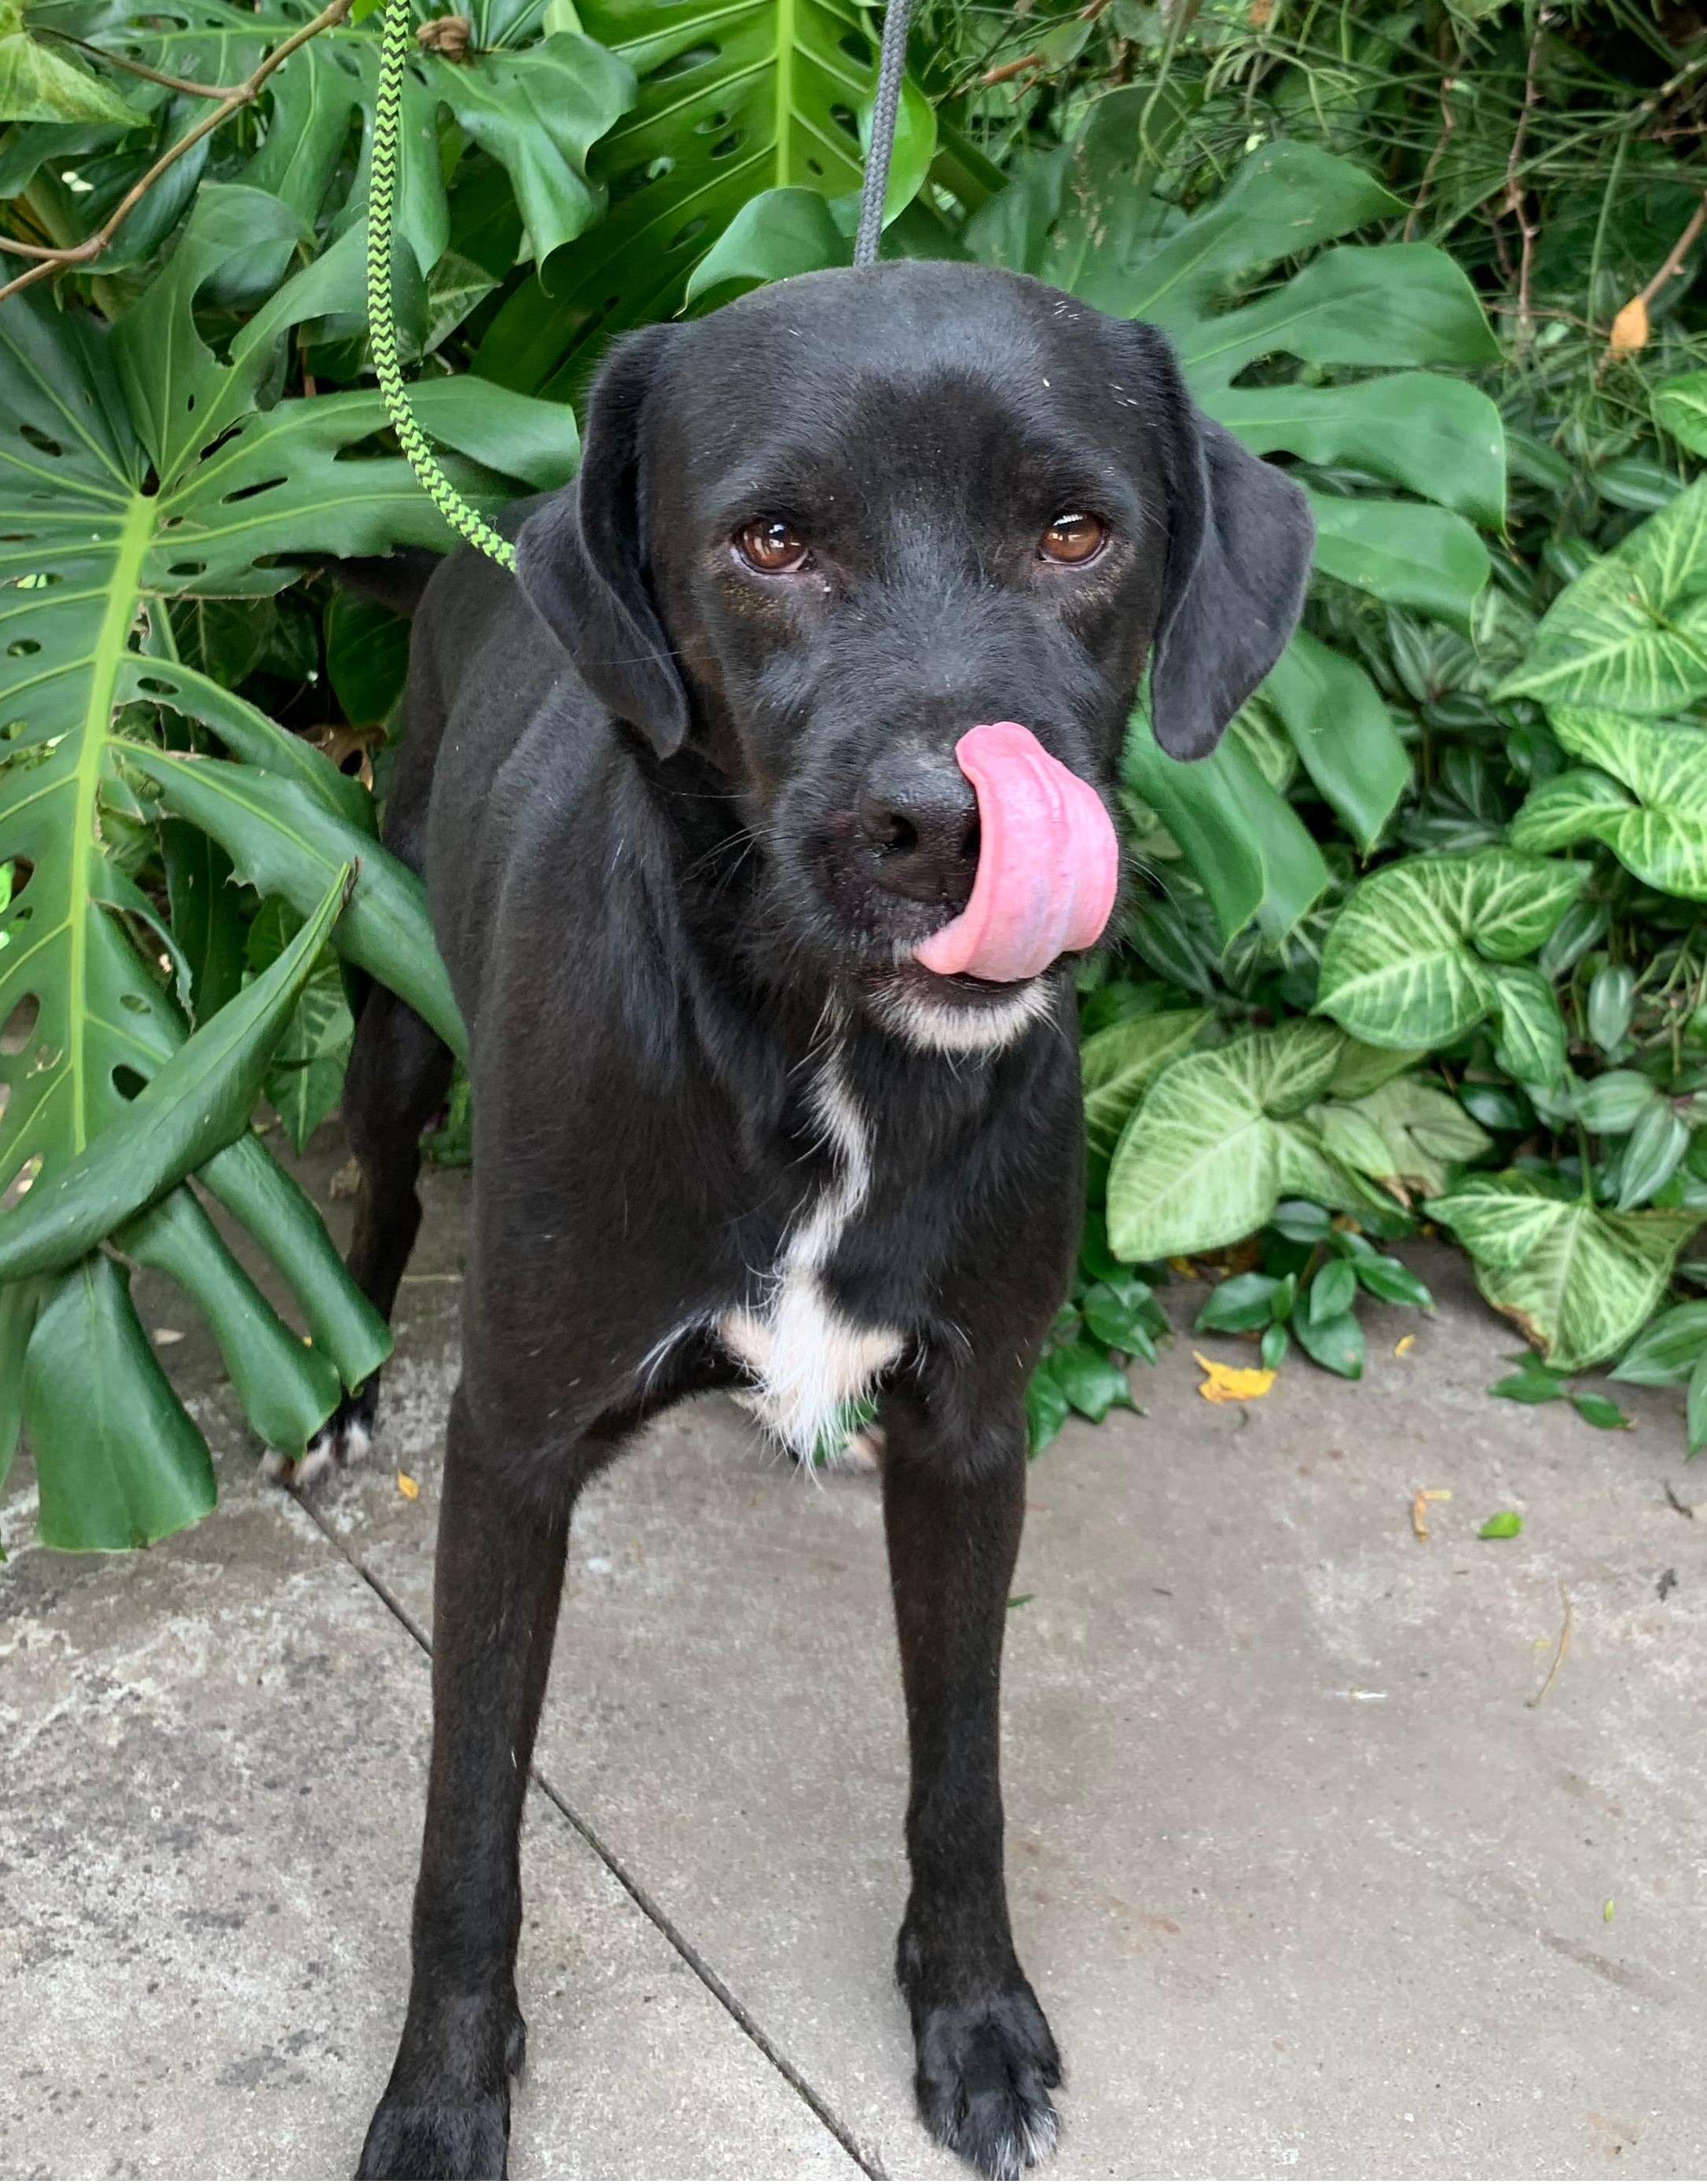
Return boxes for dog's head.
[516,262,1311,1050]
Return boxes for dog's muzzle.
[914,722,1119,985]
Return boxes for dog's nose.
[857,749,981,909]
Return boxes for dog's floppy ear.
[1149,395,1314,762]
[515,324,688,758]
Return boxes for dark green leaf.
[1053,1341,1135,1422]
[327,593,411,728]
[1354,1255,1433,1309]
[1261,631,1411,853]
[1293,1305,1364,1378]
[1569,1389,1630,1430]
[116,1184,340,1457]
[1195,1272,1279,1333]
[1489,1367,1566,1404]
[1026,1358,1071,1455]
[129,752,465,1059]
[1122,709,1329,945]
[25,1251,215,1551]
[1309,1258,1359,1322]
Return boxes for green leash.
[364,0,916,574]
[366,0,517,569]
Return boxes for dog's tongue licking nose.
[914,722,1118,985]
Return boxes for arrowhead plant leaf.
[1426,1173,1699,1371]
[1105,1020,1379,1264]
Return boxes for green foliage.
[0,33,599,1541]
[1194,1201,1433,1383]
[6,0,1707,1538]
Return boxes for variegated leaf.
[1496,479,1707,714]
[1316,851,1587,1049]
[1426,1173,1699,1370]
[1105,1020,1371,1263]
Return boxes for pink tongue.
[915,722,1119,984]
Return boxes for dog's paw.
[262,1388,375,1491]
[355,2088,509,2181]
[912,1988,1063,2181]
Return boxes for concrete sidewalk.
[3,1131,1706,2179]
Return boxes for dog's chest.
[714,1055,904,1460]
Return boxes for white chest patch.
[716,1052,904,1461]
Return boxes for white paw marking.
[262,1415,371,1490]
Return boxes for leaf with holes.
[473,0,932,397]
[31,0,633,282]
[0,179,585,1543]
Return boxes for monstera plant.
[0,177,582,1543]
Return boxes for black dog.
[322,259,1310,2180]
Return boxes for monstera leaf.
[474,0,933,398]
[0,183,579,1545]
[12,0,632,286]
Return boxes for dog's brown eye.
[1039,512,1107,565]
[734,519,810,574]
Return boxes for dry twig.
[1527,1582,1573,1709]
[1404,75,1458,244]
[0,0,353,309]
[37,28,244,100]
[1500,9,1548,346]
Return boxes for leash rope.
[365,0,918,571]
[366,0,518,568]
[853,0,916,267]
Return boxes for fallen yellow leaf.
[1169,1256,1199,1279]
[1609,295,1649,355]
[1193,1351,1275,1403]
[1395,1334,1416,1357]
[397,1471,420,1500]
[1411,1486,1452,1540]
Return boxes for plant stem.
[36,28,247,99]
[0,0,353,308]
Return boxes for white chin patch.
[869,973,1053,1055]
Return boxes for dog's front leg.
[358,1386,572,2182]
[882,1379,1061,2181]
